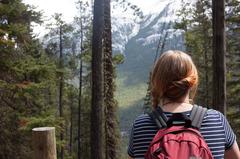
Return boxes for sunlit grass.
[115,76,148,108]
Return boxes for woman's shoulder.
[205,108,221,117]
[204,108,226,120]
[206,108,222,114]
[132,113,156,128]
[133,113,152,124]
[202,107,236,149]
[202,108,231,127]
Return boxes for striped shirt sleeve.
[128,123,135,157]
[219,112,236,150]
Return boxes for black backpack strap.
[148,107,168,129]
[190,105,207,129]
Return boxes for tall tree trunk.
[212,0,226,114]
[69,94,73,155]
[78,3,83,158]
[91,0,104,158]
[103,0,119,158]
[78,58,83,159]
[59,24,64,159]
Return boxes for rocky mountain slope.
[113,0,187,85]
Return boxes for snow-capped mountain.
[113,0,191,83]
[112,0,193,53]
[112,16,140,54]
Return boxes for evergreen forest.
[0,0,240,159]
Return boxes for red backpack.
[145,105,214,159]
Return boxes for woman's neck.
[160,95,193,113]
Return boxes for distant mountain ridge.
[112,0,188,84]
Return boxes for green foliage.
[113,53,125,65]
[226,0,240,140]
[227,107,240,145]
[175,0,213,106]
[0,0,61,158]
[20,114,62,132]
[226,0,240,107]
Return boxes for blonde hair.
[151,50,198,108]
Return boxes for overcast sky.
[23,0,162,36]
[23,0,78,22]
[23,0,161,22]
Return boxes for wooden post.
[32,127,57,159]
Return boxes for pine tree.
[175,0,213,106]
[0,0,59,158]
[71,1,93,157]
[225,0,240,144]
[75,1,84,158]
[226,0,240,107]
[44,13,74,158]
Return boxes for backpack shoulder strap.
[148,107,168,129]
[190,105,207,129]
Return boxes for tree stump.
[32,127,57,159]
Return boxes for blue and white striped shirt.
[128,109,236,159]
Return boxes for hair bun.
[164,76,195,100]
